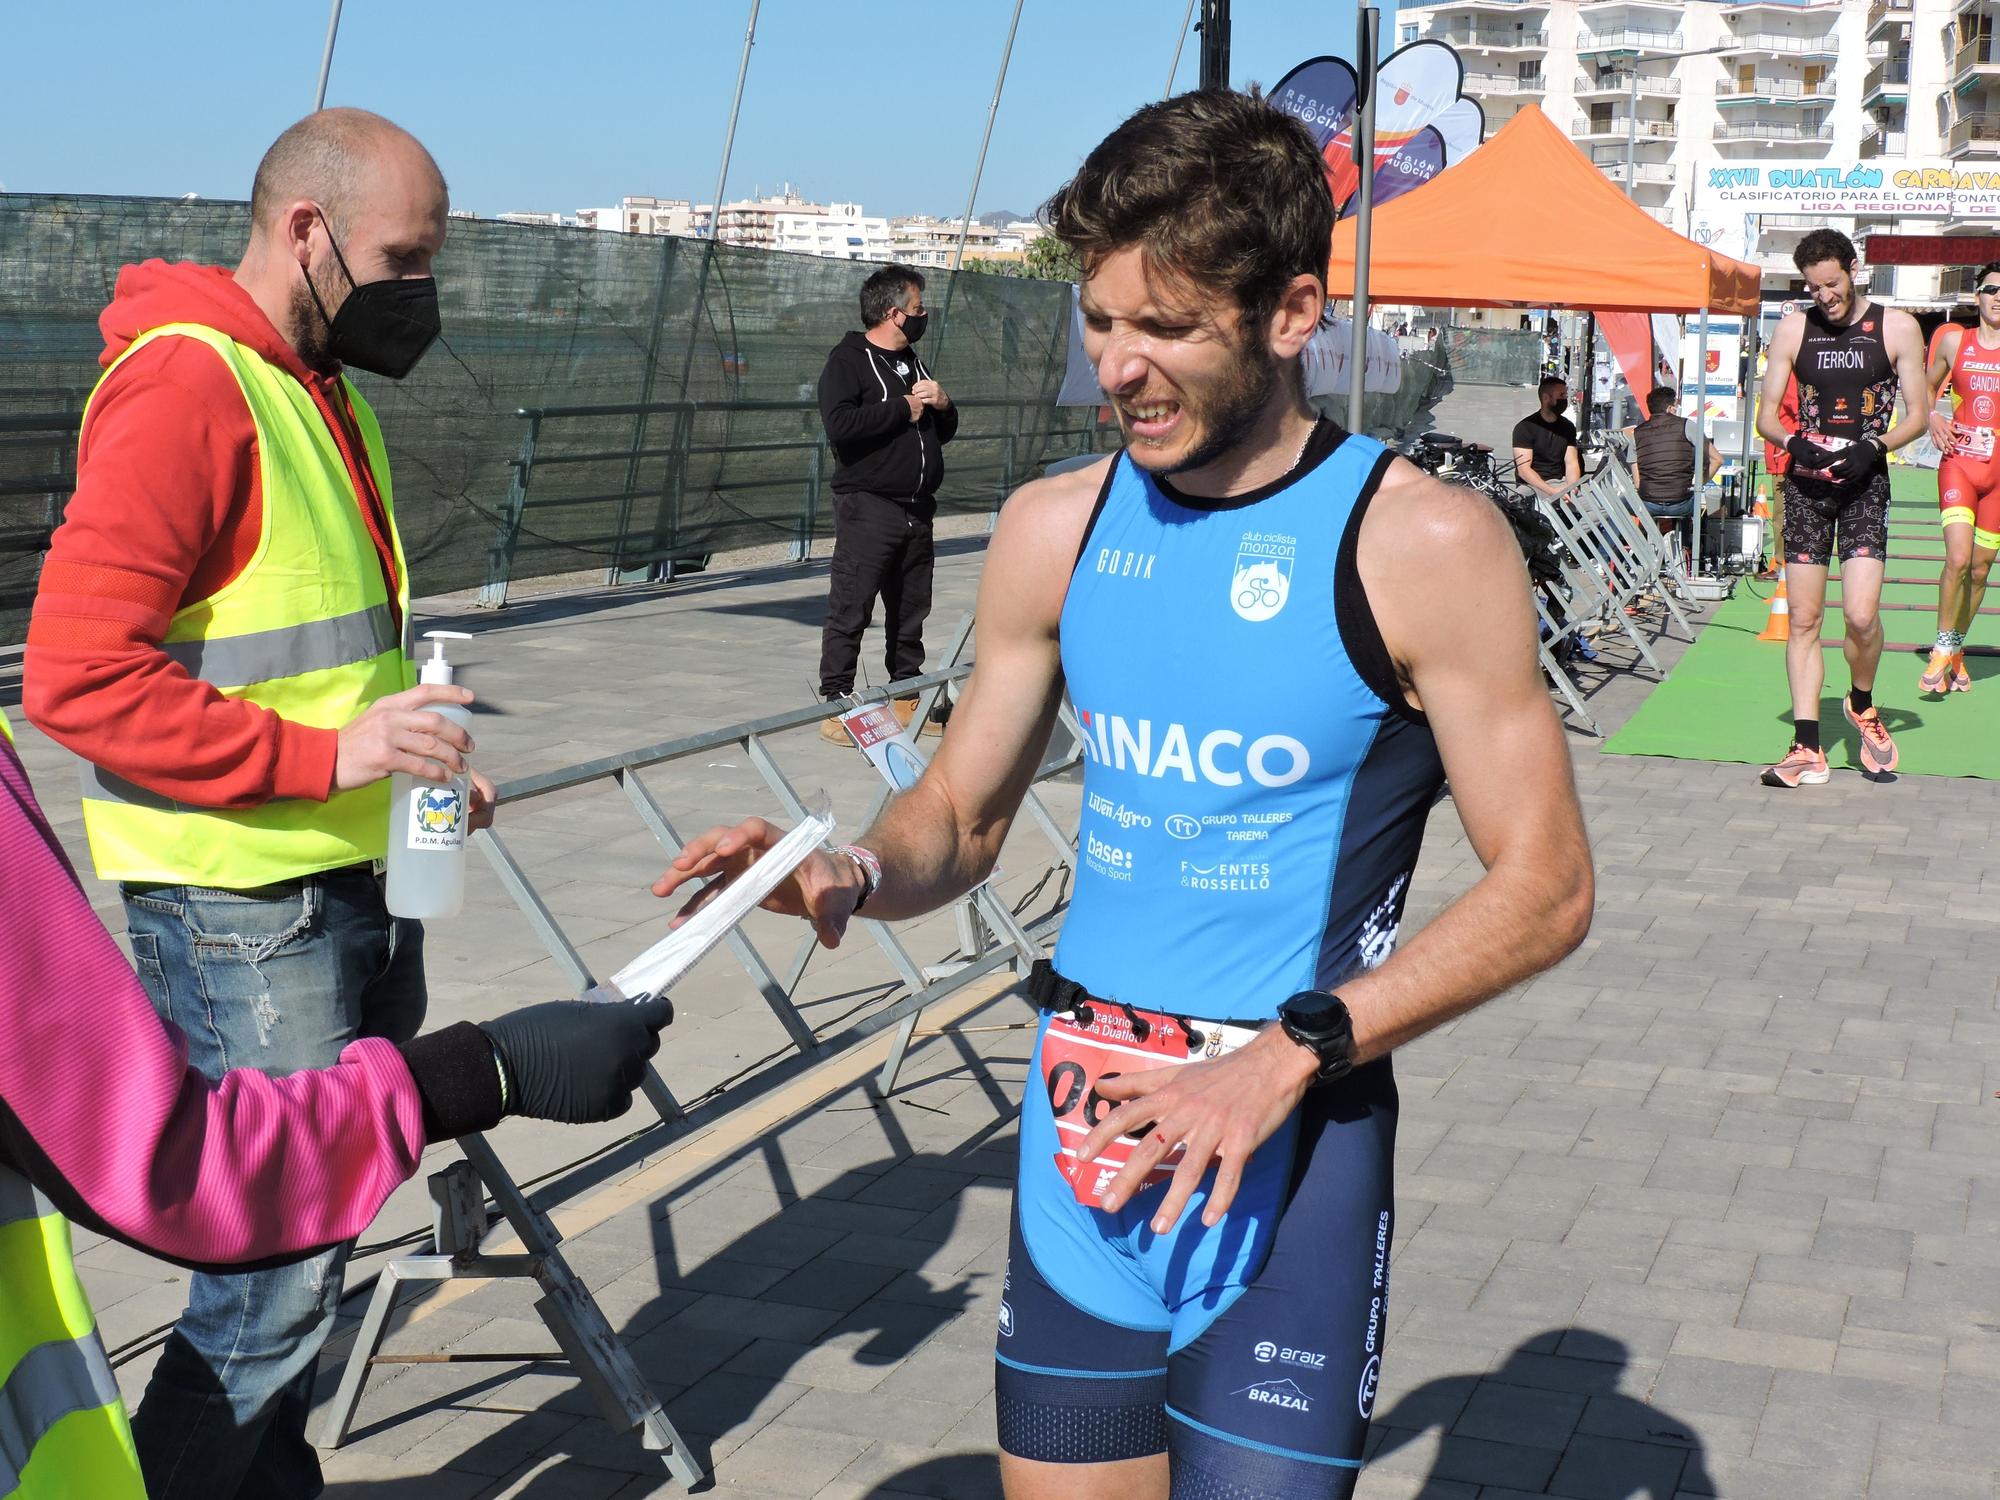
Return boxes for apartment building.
[1396,0,1976,303]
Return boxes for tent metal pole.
[1346,7,1380,434]
[950,0,1025,276]
[312,0,343,111]
[1167,0,1198,97]
[1692,307,1711,573]
[707,0,762,243]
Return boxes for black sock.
[1849,687,1873,715]
[1794,718,1821,752]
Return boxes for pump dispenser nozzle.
[419,630,473,686]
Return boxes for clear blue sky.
[1,1,1388,220]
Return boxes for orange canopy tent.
[1327,104,1760,316]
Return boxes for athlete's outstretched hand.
[651,816,863,950]
[1077,1028,1320,1234]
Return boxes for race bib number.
[1041,1002,1260,1208]
[1954,424,1996,460]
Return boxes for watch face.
[1282,991,1346,1033]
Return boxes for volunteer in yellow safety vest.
[23,108,494,1498]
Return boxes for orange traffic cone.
[1757,566,1790,642]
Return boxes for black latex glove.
[1824,439,1880,481]
[1786,433,1840,473]
[478,995,673,1124]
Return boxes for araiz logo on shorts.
[1253,1341,1327,1370]
[1231,531,1297,622]
[1233,1377,1312,1413]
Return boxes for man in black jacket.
[816,265,959,741]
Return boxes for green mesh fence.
[0,194,1094,642]
[1437,327,1540,387]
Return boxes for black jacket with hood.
[817,330,959,501]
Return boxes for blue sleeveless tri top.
[1052,420,1445,1020]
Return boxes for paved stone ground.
[6,441,1998,1498]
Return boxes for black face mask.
[304,213,441,379]
[899,310,929,344]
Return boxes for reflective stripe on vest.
[0,1169,143,1499]
[75,323,415,887]
[0,708,12,747]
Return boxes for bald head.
[250,108,446,238]
[236,108,449,373]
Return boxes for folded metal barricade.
[1587,458,1699,633]
[1536,473,1672,678]
[318,614,1081,1486]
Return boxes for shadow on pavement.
[1366,1330,1714,1498]
[320,1065,1020,1499]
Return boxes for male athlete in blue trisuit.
[658,90,1593,1500]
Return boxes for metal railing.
[478,396,1115,608]
[1949,110,2000,152]
[1715,119,1829,141]
[1440,25,1549,47]
[1865,57,1913,94]
[1578,118,1678,140]
[0,410,82,618]
[1575,72,1681,95]
[1866,0,1913,32]
[1576,29,1682,51]
[1464,72,1545,93]
[1717,74,1832,98]
[1863,128,1909,156]
[1728,31,1840,54]
[1592,158,1676,184]
[1958,34,1998,77]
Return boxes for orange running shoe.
[1951,652,1972,693]
[1920,649,1953,695]
[1760,743,1830,787]
[1843,696,1899,775]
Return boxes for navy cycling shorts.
[995,1015,1398,1498]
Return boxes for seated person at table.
[1624,385,1722,521]
[1511,375,1580,498]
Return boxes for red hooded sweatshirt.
[25,261,402,811]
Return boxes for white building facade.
[1395,0,1981,304]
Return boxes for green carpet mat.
[1603,466,2000,777]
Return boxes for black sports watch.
[1277,990,1356,1085]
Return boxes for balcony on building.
[1866,0,1914,37]
[1861,123,1910,157]
[1948,107,2000,156]
[1587,147,1675,188]
[1574,111,1678,143]
[1433,19,1550,50]
[1462,67,1547,95]
[1712,112,1834,147]
[1576,26,1683,55]
[1955,31,2000,89]
[1716,67,1836,104]
[1863,48,1911,105]
[1574,67,1681,99]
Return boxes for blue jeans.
[123,867,425,1500]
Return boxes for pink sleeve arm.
[0,740,429,1268]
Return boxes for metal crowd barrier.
[1533,456,1695,736]
[318,615,1082,1486]
[479,397,1118,607]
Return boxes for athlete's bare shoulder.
[1367,453,1518,561]
[1771,307,1808,353]
[985,455,1118,636]
[1880,302,1926,356]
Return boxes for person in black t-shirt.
[1511,375,1580,498]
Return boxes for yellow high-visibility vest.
[0,1168,145,1497]
[74,323,413,886]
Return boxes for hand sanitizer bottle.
[385,631,475,919]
